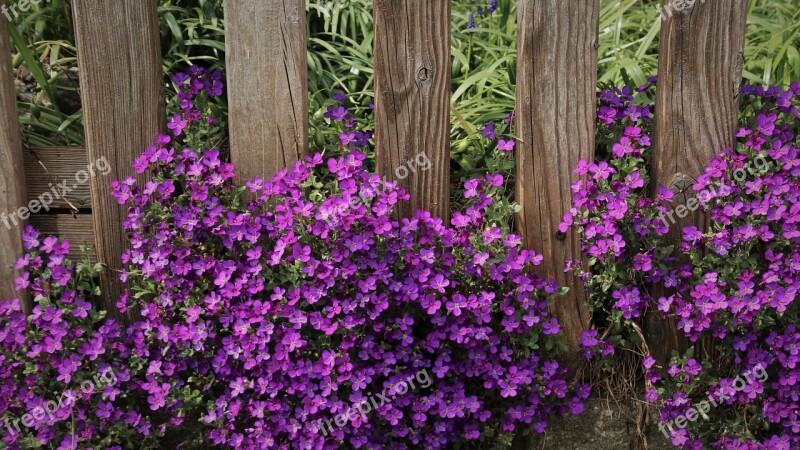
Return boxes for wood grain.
[24,147,91,210]
[29,214,96,263]
[649,0,748,364]
[73,0,163,318]
[515,0,600,350]
[0,5,28,310]
[225,0,308,183]
[374,0,450,219]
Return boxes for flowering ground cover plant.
[0,66,589,449]
[565,79,800,449]
[0,234,165,449]
[115,67,588,449]
[3,42,798,450]
[562,78,672,361]
[650,83,800,449]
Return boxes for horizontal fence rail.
[24,147,92,210]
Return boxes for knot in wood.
[417,67,430,82]
[668,172,696,206]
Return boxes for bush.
[567,79,800,449]
[0,231,161,449]
[116,67,587,449]
[1,67,588,450]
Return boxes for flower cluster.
[115,120,587,448]
[165,65,225,150]
[320,93,374,151]
[0,230,161,449]
[481,115,516,154]
[451,113,517,216]
[463,0,500,29]
[651,82,800,449]
[0,67,586,449]
[561,77,674,346]
[567,77,800,449]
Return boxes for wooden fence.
[0,0,749,357]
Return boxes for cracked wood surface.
[73,0,164,320]
[225,0,308,184]
[515,0,600,351]
[374,0,450,219]
[0,5,27,310]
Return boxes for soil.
[525,400,674,450]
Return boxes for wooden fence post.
[515,0,600,350]
[73,0,164,319]
[0,7,28,311]
[374,0,450,219]
[649,0,748,364]
[225,0,308,183]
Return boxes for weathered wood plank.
[29,214,96,264]
[0,4,28,309]
[24,147,91,211]
[515,0,600,350]
[73,0,163,318]
[225,0,308,183]
[649,0,748,364]
[373,0,451,219]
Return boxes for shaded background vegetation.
[8,0,799,156]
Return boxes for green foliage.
[597,0,800,87]
[7,0,80,147]
[598,0,662,87]
[307,0,375,111]
[159,0,225,75]
[6,0,800,157]
[744,0,800,85]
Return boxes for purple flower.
[324,105,348,121]
[497,139,515,152]
[466,12,476,29]
[167,114,187,136]
[339,132,356,146]
[482,122,495,139]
